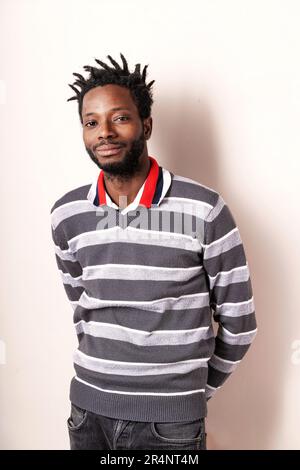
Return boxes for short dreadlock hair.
[67,53,155,124]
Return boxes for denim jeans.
[67,403,207,450]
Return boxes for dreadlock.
[67,53,155,124]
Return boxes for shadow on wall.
[152,92,287,450]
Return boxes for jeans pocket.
[67,403,88,431]
[151,418,206,444]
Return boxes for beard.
[85,130,146,181]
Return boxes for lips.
[95,145,124,157]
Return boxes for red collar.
[97,156,160,208]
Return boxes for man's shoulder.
[169,172,220,209]
[50,183,92,215]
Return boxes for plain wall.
[1,0,299,449]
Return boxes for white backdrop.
[1,0,299,450]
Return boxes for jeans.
[67,403,207,450]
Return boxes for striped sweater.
[50,155,257,422]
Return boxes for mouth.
[95,145,124,157]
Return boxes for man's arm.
[50,224,84,310]
[202,194,257,400]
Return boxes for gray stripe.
[79,275,208,302]
[74,305,213,331]
[78,335,216,364]
[206,368,230,388]
[77,243,201,269]
[75,376,205,398]
[50,184,90,213]
[212,281,254,305]
[55,255,82,277]
[171,175,218,206]
[204,244,247,276]
[64,284,84,302]
[214,338,251,362]
[74,362,208,393]
[213,312,257,334]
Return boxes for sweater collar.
[87,156,171,213]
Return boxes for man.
[50,53,257,450]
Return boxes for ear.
[143,117,152,140]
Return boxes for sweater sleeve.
[202,194,257,400]
[50,224,84,310]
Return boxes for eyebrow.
[83,107,131,117]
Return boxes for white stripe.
[206,195,225,222]
[74,320,212,346]
[209,354,240,373]
[203,228,242,259]
[216,296,254,308]
[82,263,203,282]
[172,175,219,196]
[54,244,76,261]
[73,349,210,376]
[77,290,210,313]
[214,297,255,318]
[74,375,205,397]
[205,383,218,398]
[219,326,258,345]
[59,270,83,287]
[212,354,241,365]
[60,262,203,284]
[161,197,213,219]
[206,383,217,391]
[221,326,258,338]
[51,200,95,230]
[68,225,202,254]
[203,227,238,248]
[208,265,249,288]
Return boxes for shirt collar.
[87,156,171,214]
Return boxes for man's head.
[67,53,155,179]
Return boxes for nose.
[97,119,117,140]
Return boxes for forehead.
[82,84,137,116]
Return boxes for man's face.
[82,84,152,179]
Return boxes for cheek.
[126,126,144,140]
[82,131,92,147]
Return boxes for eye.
[114,116,130,122]
[85,121,97,127]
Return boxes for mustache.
[94,141,125,151]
